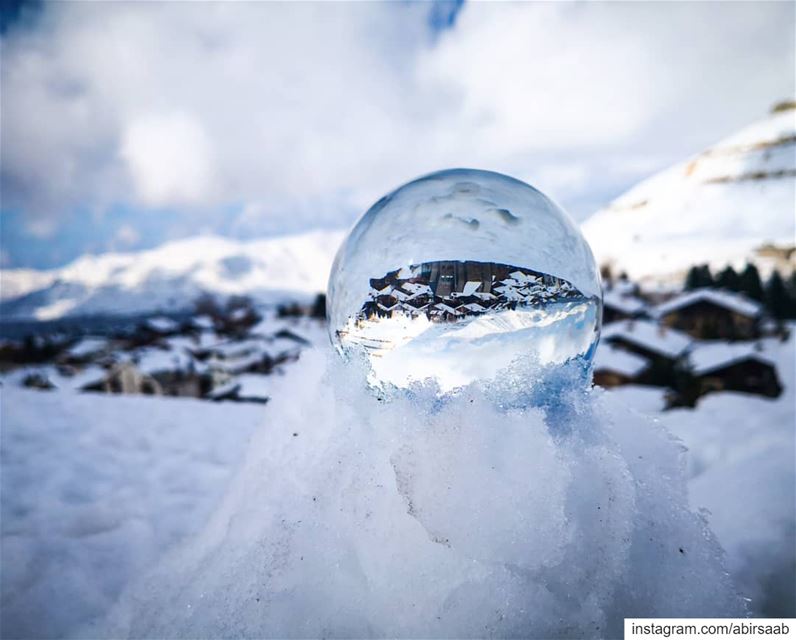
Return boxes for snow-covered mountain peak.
[1,229,345,321]
[582,103,796,285]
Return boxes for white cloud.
[121,112,214,206]
[1,1,793,242]
[114,223,140,248]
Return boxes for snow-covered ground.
[608,332,796,617]
[1,333,793,638]
[0,393,265,638]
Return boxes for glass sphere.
[327,168,602,392]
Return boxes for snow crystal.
[97,349,744,639]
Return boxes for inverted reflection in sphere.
[327,169,602,392]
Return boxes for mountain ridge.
[1,230,345,320]
[581,103,796,286]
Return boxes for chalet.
[144,316,180,336]
[189,314,215,332]
[593,345,649,388]
[83,362,162,395]
[59,336,110,365]
[602,290,647,323]
[601,319,691,386]
[22,371,56,390]
[654,289,763,340]
[688,342,782,398]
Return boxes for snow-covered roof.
[206,380,240,400]
[594,345,649,378]
[223,352,267,375]
[205,338,264,358]
[401,282,431,296]
[229,307,250,322]
[266,337,304,358]
[654,289,763,319]
[688,342,775,376]
[602,290,647,315]
[473,291,496,301]
[462,281,482,296]
[135,347,192,374]
[235,374,270,400]
[190,315,215,330]
[145,316,180,333]
[66,337,109,358]
[434,303,460,315]
[610,279,637,296]
[461,302,486,313]
[602,320,692,359]
[248,316,285,337]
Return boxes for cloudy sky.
[1,1,794,269]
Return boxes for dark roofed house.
[593,345,649,388]
[601,319,691,387]
[602,289,648,323]
[688,342,782,398]
[654,288,763,340]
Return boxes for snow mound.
[98,351,744,639]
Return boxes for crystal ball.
[327,168,602,392]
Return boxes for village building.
[601,319,691,387]
[189,314,216,332]
[59,336,110,365]
[83,362,162,395]
[22,371,57,390]
[688,342,782,398]
[654,289,763,340]
[144,316,181,336]
[593,345,649,388]
[602,290,647,323]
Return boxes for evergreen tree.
[600,263,613,287]
[765,271,789,318]
[738,263,764,301]
[716,265,740,291]
[702,265,714,288]
[684,266,701,290]
[684,264,713,290]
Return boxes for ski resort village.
[0,266,792,410]
[1,44,795,636]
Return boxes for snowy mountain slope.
[0,230,345,320]
[582,103,796,285]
